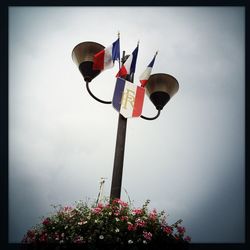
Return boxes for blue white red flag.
[93,38,120,71]
[116,44,139,81]
[112,77,145,118]
[139,51,158,87]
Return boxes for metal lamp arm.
[140,110,161,120]
[86,81,112,104]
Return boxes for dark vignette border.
[1,1,249,250]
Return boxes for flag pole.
[110,51,130,200]
[117,31,121,68]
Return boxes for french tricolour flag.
[139,51,158,87]
[93,38,120,71]
[116,44,139,81]
[112,77,145,118]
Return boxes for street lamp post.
[110,112,127,198]
[110,52,132,199]
[72,41,179,200]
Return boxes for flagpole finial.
[137,40,140,46]
[156,50,159,55]
[117,31,120,38]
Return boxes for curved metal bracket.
[140,110,161,121]
[86,81,112,104]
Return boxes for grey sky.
[9,7,245,243]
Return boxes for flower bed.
[22,199,191,249]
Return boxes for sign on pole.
[112,78,145,118]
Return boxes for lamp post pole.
[110,51,131,199]
[72,41,179,201]
[110,113,127,199]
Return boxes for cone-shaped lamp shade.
[145,73,179,110]
[72,41,105,82]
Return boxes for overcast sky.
[9,7,245,243]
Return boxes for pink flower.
[143,231,152,241]
[112,198,122,204]
[127,223,136,231]
[121,216,128,221]
[163,226,173,235]
[135,218,146,227]
[105,203,111,209]
[112,198,128,207]
[114,211,120,216]
[119,200,128,207]
[177,226,186,234]
[92,207,102,214]
[97,203,104,208]
[42,218,50,226]
[132,208,143,215]
[149,213,157,221]
[149,209,157,220]
[39,232,48,242]
[184,236,191,242]
[112,205,120,215]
